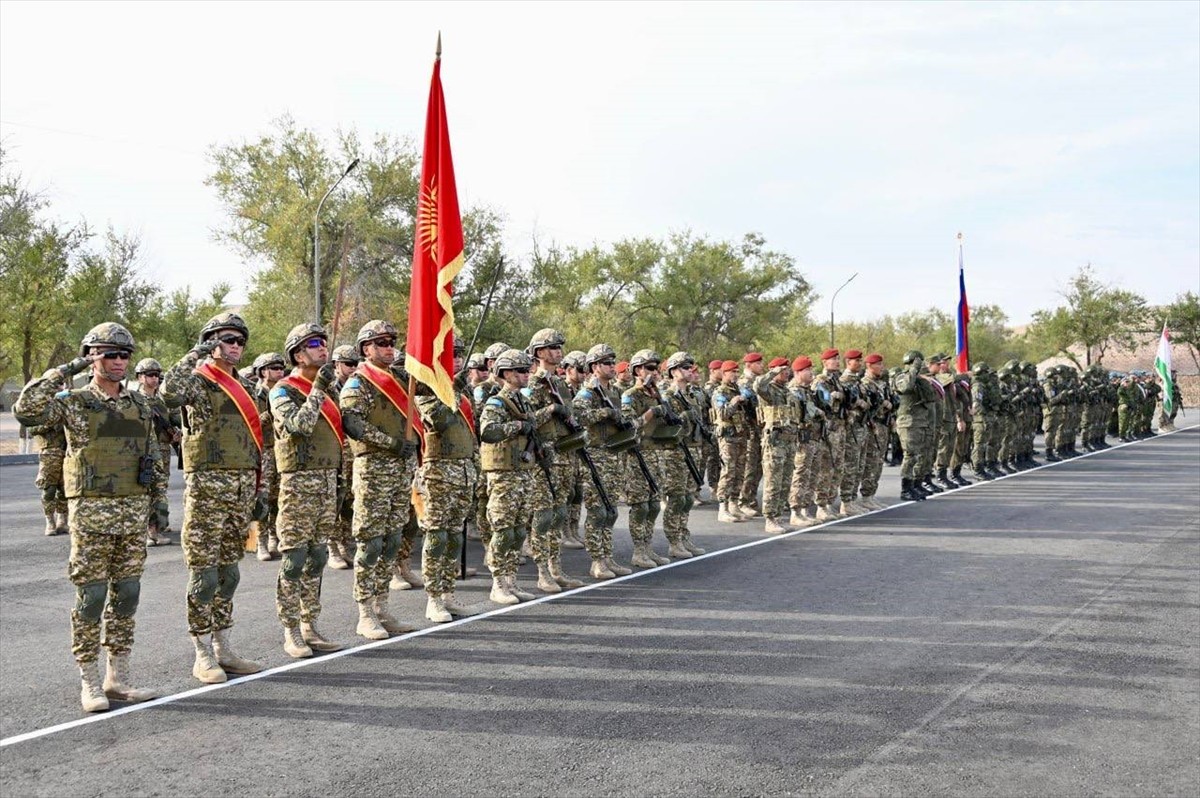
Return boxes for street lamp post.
[313,158,360,323]
[829,272,858,349]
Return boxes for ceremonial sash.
[196,362,263,452]
[358,362,426,449]
[279,374,345,445]
[459,394,475,437]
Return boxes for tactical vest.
[480,394,534,471]
[712,384,748,434]
[274,386,342,472]
[347,382,408,458]
[759,402,797,429]
[62,389,153,498]
[579,382,623,447]
[423,399,475,461]
[182,378,260,472]
[627,386,677,448]
[527,374,572,441]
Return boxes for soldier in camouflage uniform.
[160,312,265,683]
[1141,373,1161,437]
[661,351,707,557]
[621,349,677,568]
[463,351,489,543]
[970,363,1002,479]
[326,345,361,571]
[479,348,548,604]
[615,361,634,392]
[134,357,181,545]
[560,350,588,549]
[932,355,963,490]
[338,321,420,639]
[711,360,750,524]
[838,350,872,515]
[701,360,723,499]
[754,357,801,533]
[857,353,893,509]
[572,344,634,579]
[471,342,509,555]
[893,350,937,501]
[787,356,824,527]
[14,322,164,712]
[737,353,766,516]
[1041,366,1066,461]
[250,352,286,560]
[948,370,974,486]
[269,323,344,658]
[523,329,586,593]
[413,337,478,622]
[811,349,848,520]
[29,372,69,536]
[995,360,1022,473]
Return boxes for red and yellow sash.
[196,362,263,452]
[459,394,475,437]
[279,374,345,445]
[359,362,426,448]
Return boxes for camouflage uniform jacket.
[161,354,265,470]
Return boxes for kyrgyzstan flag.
[405,37,464,409]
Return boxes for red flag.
[405,40,463,409]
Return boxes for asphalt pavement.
[0,428,1197,796]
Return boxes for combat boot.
[790,509,814,528]
[1045,448,1061,462]
[328,543,351,570]
[79,660,110,713]
[398,557,424,588]
[536,562,562,593]
[899,478,918,502]
[561,527,585,550]
[648,547,671,566]
[549,557,584,589]
[375,594,417,635]
[682,536,706,555]
[425,595,452,623]
[283,626,313,658]
[951,466,972,487]
[103,652,159,702]
[442,592,470,615]
[764,516,788,535]
[43,512,58,536]
[390,563,413,591]
[605,557,632,576]
[212,628,263,675]
[190,635,228,684]
[921,476,944,494]
[489,577,519,605]
[737,503,760,518]
[630,543,658,568]
[356,601,389,640]
[718,501,744,523]
[667,540,694,558]
[590,559,616,579]
[55,510,69,535]
[936,468,957,490]
[508,576,537,602]
[267,531,280,558]
[256,527,272,562]
[301,621,343,652]
[814,504,835,522]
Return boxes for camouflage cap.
[586,343,617,366]
[528,328,566,353]
[664,351,695,373]
[562,350,587,370]
[251,352,286,374]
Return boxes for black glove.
[252,492,269,523]
[313,363,337,393]
[59,356,91,378]
[518,420,535,436]
[192,338,220,358]
[551,403,571,420]
[390,437,418,458]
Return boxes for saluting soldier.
[15,322,164,712]
[838,349,871,516]
[711,359,750,523]
[754,356,801,534]
[893,350,938,501]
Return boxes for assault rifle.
[545,378,615,517]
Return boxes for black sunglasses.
[369,337,396,348]
[141,372,162,378]
[218,334,247,346]
[101,351,132,361]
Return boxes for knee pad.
[552,505,569,528]
[403,514,420,540]
[644,500,661,523]
[669,493,691,514]
[281,545,309,581]
[42,485,59,504]
[532,509,556,536]
[381,530,403,562]
[628,503,648,525]
[304,544,329,576]
[424,528,450,559]
[445,529,463,560]
[355,536,384,569]
[75,581,107,622]
[216,563,240,600]
[111,577,141,617]
[188,566,220,605]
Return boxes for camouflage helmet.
[355,320,398,356]
[80,322,136,357]
[492,348,533,376]
[902,350,924,365]
[466,352,487,371]
[997,361,1014,376]
[332,344,360,364]
[1021,361,1035,375]
[483,342,510,362]
[972,361,991,375]
[199,311,250,344]
[251,352,286,375]
[134,357,162,375]
[664,351,695,374]
[284,322,328,365]
[528,328,566,355]
[629,348,662,369]
[586,343,617,367]
[562,350,587,370]
[452,334,467,356]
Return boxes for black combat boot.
[1045,448,1061,462]
[935,468,957,490]
[900,478,921,502]
[985,461,1004,479]
[951,466,972,487]
[921,475,944,494]
[974,461,993,480]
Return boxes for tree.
[1027,264,1148,366]
[1158,291,1200,373]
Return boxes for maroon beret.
[708,359,723,370]
[844,349,863,359]
[742,352,763,364]
[820,348,839,361]
[865,353,883,364]
[768,356,789,369]
[792,356,813,371]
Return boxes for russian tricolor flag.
[955,235,969,374]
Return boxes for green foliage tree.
[1158,290,1200,373]
[1027,264,1148,366]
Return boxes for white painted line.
[2,422,1194,748]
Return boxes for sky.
[1,0,1198,325]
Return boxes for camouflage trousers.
[485,469,535,578]
[839,423,866,502]
[761,430,796,518]
[181,469,255,635]
[789,439,819,511]
[702,439,721,491]
[972,416,996,465]
[624,446,673,545]
[416,457,477,598]
[67,496,148,664]
[996,415,1017,461]
[581,448,621,560]
[331,446,355,552]
[261,449,280,541]
[351,452,415,603]
[566,456,584,539]
[935,421,957,470]
[813,424,846,506]
[953,420,972,469]
[473,450,492,547]
[527,457,575,565]
[739,427,763,506]
[36,449,68,517]
[716,436,746,502]
[1043,407,1064,451]
[275,469,337,627]
[1117,404,1134,437]
[859,423,888,499]
[898,424,932,480]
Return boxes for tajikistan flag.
[1155,324,1175,415]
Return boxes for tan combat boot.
[789,509,814,529]
[737,503,760,518]
[390,563,412,590]
[356,601,389,640]
[79,660,110,713]
[425,595,452,623]
[549,557,584,589]
[256,527,272,562]
[301,621,343,652]
[764,516,788,535]
[283,626,312,658]
[212,628,263,675]
[717,501,743,523]
[508,576,536,601]
[442,592,470,616]
[191,635,228,683]
[590,559,616,579]
[398,557,424,588]
[648,547,671,566]
[667,541,693,559]
[814,504,835,523]
[682,536,706,556]
[43,512,57,536]
[561,527,585,550]
[605,557,632,576]
[375,594,416,635]
[489,576,519,605]
[103,652,158,702]
[629,543,657,568]
[328,543,351,570]
[536,563,561,593]
[55,510,70,535]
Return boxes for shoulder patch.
[622,394,633,406]
[714,394,727,404]
[577,389,593,400]
[486,397,504,409]
[520,387,533,398]
[346,376,361,390]
[271,387,288,400]
[55,390,70,399]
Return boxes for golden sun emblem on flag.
[417,177,438,255]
